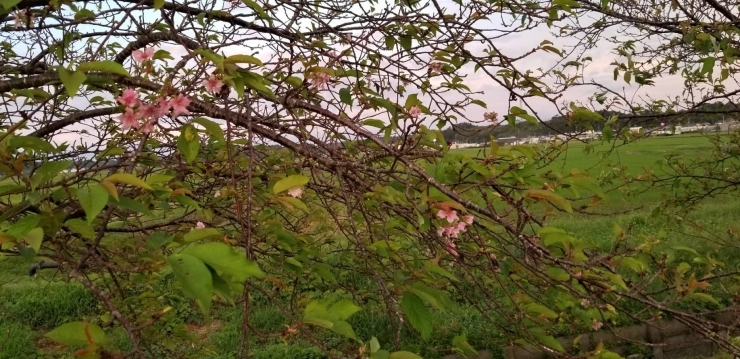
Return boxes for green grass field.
[1,134,738,358]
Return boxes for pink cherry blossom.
[436,208,458,223]
[456,221,468,233]
[138,104,159,119]
[195,221,206,230]
[287,187,303,198]
[462,215,474,224]
[155,97,171,117]
[169,94,190,119]
[437,225,461,239]
[132,47,155,62]
[581,299,590,308]
[119,108,140,131]
[203,74,223,94]
[214,190,221,198]
[429,62,443,74]
[140,119,157,134]
[118,89,139,107]
[13,13,21,28]
[484,111,498,122]
[409,106,422,118]
[310,72,332,90]
[592,319,603,331]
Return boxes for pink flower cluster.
[310,72,332,90]
[117,89,190,133]
[13,12,33,28]
[429,62,443,74]
[203,74,224,95]
[132,47,155,63]
[483,111,498,122]
[287,187,303,198]
[409,106,422,118]
[436,207,474,257]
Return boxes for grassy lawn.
[1,134,738,358]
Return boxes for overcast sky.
[7,0,729,148]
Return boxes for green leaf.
[99,180,119,201]
[471,99,487,108]
[602,126,613,142]
[30,160,73,189]
[273,174,309,194]
[389,351,423,359]
[183,242,265,282]
[45,322,108,347]
[23,227,44,254]
[115,197,153,216]
[1,0,22,10]
[533,333,564,352]
[408,282,457,312]
[401,293,432,341]
[363,119,386,129]
[546,267,570,281]
[177,124,200,164]
[167,254,213,315]
[624,71,632,84]
[524,189,572,213]
[329,300,361,321]
[510,106,539,124]
[104,173,153,190]
[194,49,224,65]
[78,60,130,77]
[192,117,226,143]
[65,219,95,240]
[78,184,109,224]
[603,272,629,291]
[58,68,87,97]
[241,71,276,98]
[8,136,56,153]
[183,228,222,243]
[285,76,303,87]
[339,87,353,106]
[73,8,95,21]
[275,196,308,211]
[145,173,175,185]
[565,177,607,199]
[240,0,271,22]
[687,292,720,306]
[384,36,396,50]
[452,333,478,357]
[146,232,173,249]
[209,267,234,304]
[701,57,716,75]
[399,35,412,51]
[619,257,647,273]
[153,0,164,8]
[369,337,381,354]
[7,214,40,238]
[153,49,174,60]
[331,320,359,341]
[523,303,559,319]
[225,54,263,66]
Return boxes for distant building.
[496,136,519,145]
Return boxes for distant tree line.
[442,102,740,143]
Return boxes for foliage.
[1,0,740,358]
